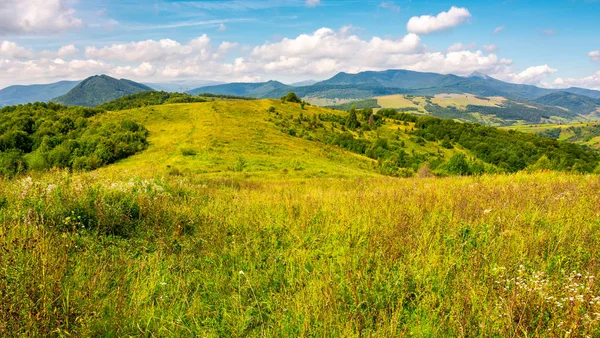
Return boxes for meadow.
[1,98,600,337]
[1,170,599,336]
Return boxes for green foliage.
[281,92,302,104]
[537,128,562,139]
[346,105,361,129]
[0,102,148,176]
[527,155,553,172]
[414,116,599,173]
[98,91,208,111]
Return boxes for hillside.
[0,80,79,107]
[95,100,378,178]
[505,121,600,149]
[52,75,154,107]
[533,91,600,114]
[88,98,599,178]
[3,98,600,337]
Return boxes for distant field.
[504,121,600,148]
[431,93,504,108]
[376,94,421,110]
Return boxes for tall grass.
[1,171,599,336]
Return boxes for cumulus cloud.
[407,6,471,35]
[57,44,79,58]
[0,40,33,59]
[495,64,557,85]
[589,50,600,62]
[0,58,110,87]
[85,36,220,63]
[549,72,600,90]
[0,0,83,35]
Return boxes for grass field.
[2,100,600,336]
[1,170,600,336]
[94,100,378,179]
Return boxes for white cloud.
[218,23,227,32]
[85,37,216,63]
[494,64,557,85]
[57,44,79,58]
[0,0,83,35]
[483,44,497,52]
[306,0,320,7]
[407,6,471,35]
[0,58,110,87]
[493,26,505,34]
[113,62,156,78]
[549,72,600,90]
[0,40,33,59]
[589,50,600,62]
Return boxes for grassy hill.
[2,97,600,336]
[52,75,154,107]
[0,80,79,107]
[94,100,379,178]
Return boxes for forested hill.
[52,75,154,107]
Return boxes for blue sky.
[0,0,599,89]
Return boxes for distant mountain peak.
[52,75,153,107]
[469,71,491,79]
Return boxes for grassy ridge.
[1,171,600,336]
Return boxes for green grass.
[2,99,600,336]
[93,100,378,179]
[1,171,600,336]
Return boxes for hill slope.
[92,99,599,178]
[95,100,378,178]
[53,75,154,107]
[533,91,600,114]
[0,80,79,106]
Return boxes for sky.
[0,0,599,89]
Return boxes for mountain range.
[1,69,599,114]
[187,69,600,106]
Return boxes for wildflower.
[46,184,57,194]
[483,209,492,214]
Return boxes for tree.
[346,105,360,129]
[281,92,302,104]
[445,153,471,176]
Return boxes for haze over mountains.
[1,69,600,114]
[0,81,79,107]
[189,69,600,104]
